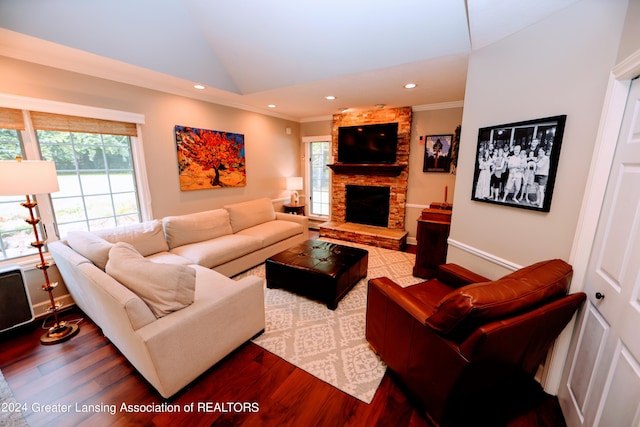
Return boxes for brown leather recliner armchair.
[366,259,586,426]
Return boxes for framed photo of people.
[470,115,566,212]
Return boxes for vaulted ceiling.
[0,0,581,121]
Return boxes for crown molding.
[412,100,464,111]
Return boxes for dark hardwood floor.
[0,234,567,426]
[0,310,567,427]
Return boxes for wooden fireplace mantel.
[327,163,406,176]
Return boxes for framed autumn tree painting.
[175,125,246,190]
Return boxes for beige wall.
[0,56,302,218]
[448,0,629,278]
[406,107,461,240]
[617,0,640,62]
[301,119,332,137]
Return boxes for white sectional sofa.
[49,198,308,398]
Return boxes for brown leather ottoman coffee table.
[265,240,368,310]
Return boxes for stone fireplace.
[319,106,412,250]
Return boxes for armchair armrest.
[368,277,433,325]
[437,263,490,288]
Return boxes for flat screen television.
[337,122,398,164]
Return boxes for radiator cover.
[0,265,34,333]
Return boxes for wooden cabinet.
[413,207,452,279]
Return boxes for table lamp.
[0,157,79,344]
[286,177,303,206]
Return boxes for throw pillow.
[106,242,196,318]
[66,231,114,270]
[95,220,169,256]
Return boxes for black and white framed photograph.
[423,134,453,173]
[471,115,566,212]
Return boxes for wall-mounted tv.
[337,122,398,164]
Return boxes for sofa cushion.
[224,198,275,233]
[163,209,233,249]
[425,259,573,334]
[106,242,196,318]
[66,231,114,270]
[169,234,263,269]
[95,220,169,256]
[236,220,303,246]
[145,251,193,265]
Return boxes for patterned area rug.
[0,370,29,427]
[235,238,422,403]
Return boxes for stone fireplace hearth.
[319,107,411,250]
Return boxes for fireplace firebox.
[345,185,390,227]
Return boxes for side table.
[283,204,305,215]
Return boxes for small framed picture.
[471,115,566,212]
[423,134,453,173]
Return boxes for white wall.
[448,0,629,278]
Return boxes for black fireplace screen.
[345,185,390,227]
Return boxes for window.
[0,99,147,262]
[0,128,40,259]
[38,130,140,236]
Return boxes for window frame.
[0,94,150,265]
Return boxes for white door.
[560,77,640,426]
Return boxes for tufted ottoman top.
[266,239,368,309]
[268,240,367,277]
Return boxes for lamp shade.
[0,160,60,196]
[286,176,303,191]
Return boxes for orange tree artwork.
[175,125,246,190]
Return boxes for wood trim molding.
[446,238,522,272]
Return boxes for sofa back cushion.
[224,198,276,233]
[94,220,169,256]
[106,242,196,318]
[425,259,573,334]
[66,231,114,270]
[163,209,232,249]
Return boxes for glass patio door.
[309,140,330,217]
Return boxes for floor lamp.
[0,157,79,344]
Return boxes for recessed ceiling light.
[325,95,336,100]
[268,104,277,108]
[194,84,206,90]
[340,107,349,113]
[404,83,417,89]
